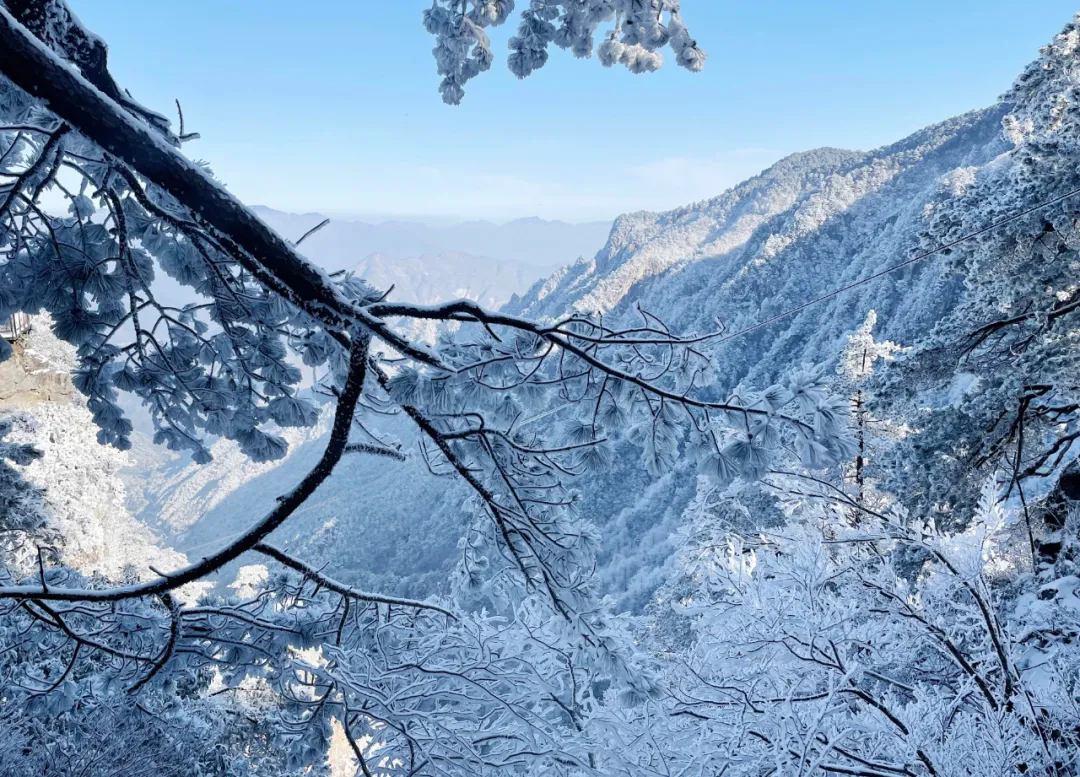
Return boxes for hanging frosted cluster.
[424,0,706,104]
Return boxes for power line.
[713,183,1080,345]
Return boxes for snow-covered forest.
[2,2,1080,775]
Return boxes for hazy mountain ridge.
[252,206,610,270]
[509,147,872,317]
[508,113,1004,340]
[351,251,545,310]
[251,207,581,322]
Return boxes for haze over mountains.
[349,251,542,310]
[250,206,611,313]
[253,206,611,270]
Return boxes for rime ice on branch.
[423,0,706,104]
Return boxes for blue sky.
[74,1,1078,222]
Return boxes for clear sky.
[72,1,1078,223]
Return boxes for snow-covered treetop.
[423,0,706,104]
[837,310,903,385]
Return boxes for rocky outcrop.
[0,340,73,406]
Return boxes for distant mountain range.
[252,206,611,271]
[349,251,544,310]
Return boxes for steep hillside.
[158,416,470,598]
[141,38,1080,610]
[508,112,1006,390]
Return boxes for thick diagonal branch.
[0,9,421,355]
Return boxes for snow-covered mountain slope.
[0,325,189,584]
[140,45,1070,609]
[136,413,470,598]
[507,111,1007,393]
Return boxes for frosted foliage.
[584,478,1080,777]
[424,0,705,104]
[0,58,358,465]
[838,310,903,384]
[866,14,1080,519]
